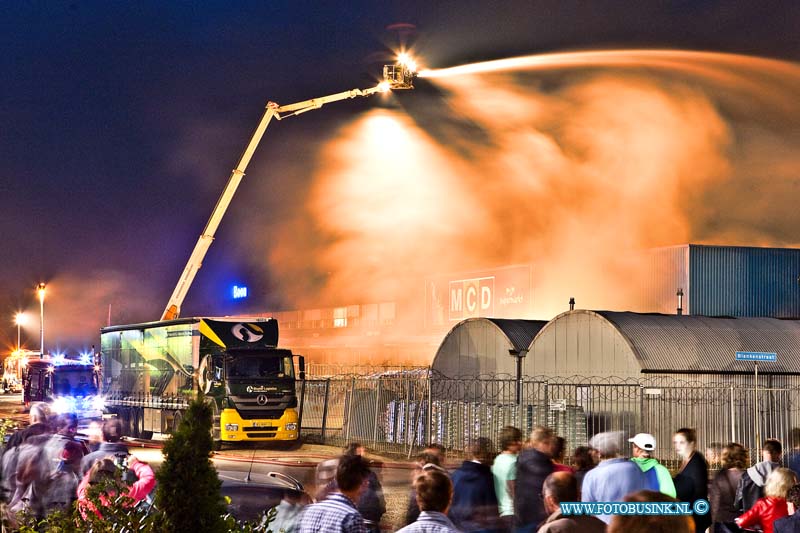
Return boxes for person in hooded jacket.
[736,439,783,513]
[629,433,676,497]
[448,437,500,532]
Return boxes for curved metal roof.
[592,311,800,374]
[432,317,548,376]
[483,318,548,352]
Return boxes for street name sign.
[735,351,777,362]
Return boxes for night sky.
[2,1,799,351]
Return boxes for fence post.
[426,373,433,447]
[345,376,356,443]
[518,379,524,432]
[639,385,644,434]
[730,385,736,442]
[372,378,383,446]
[543,382,549,429]
[321,379,330,442]
[406,378,417,459]
[298,378,307,431]
[404,378,411,450]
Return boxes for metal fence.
[297,373,800,464]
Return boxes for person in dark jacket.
[1,403,50,504]
[673,427,711,533]
[80,418,129,476]
[404,444,446,526]
[5,403,50,450]
[787,430,800,480]
[774,483,800,533]
[514,426,555,532]
[571,446,596,489]
[342,443,386,532]
[710,442,748,525]
[448,437,499,532]
[736,438,783,514]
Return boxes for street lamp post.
[37,283,46,357]
[14,312,25,352]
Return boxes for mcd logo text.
[449,277,494,320]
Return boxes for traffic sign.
[735,351,777,362]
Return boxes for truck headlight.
[285,423,297,431]
[53,397,70,414]
[92,395,105,411]
[224,423,239,431]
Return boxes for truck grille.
[229,394,291,420]
[242,425,278,432]
[245,431,277,438]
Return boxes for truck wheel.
[209,402,222,451]
[130,408,140,438]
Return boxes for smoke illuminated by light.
[293,109,491,304]
[259,49,800,327]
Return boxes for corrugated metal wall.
[690,245,800,318]
[642,245,800,318]
[641,245,690,314]
[431,319,518,377]
[529,311,641,377]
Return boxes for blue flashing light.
[79,353,92,365]
[232,285,248,299]
[53,395,105,415]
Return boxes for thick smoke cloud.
[259,51,800,320]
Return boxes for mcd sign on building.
[449,276,495,319]
[425,264,532,330]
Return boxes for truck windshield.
[226,355,293,379]
[53,368,98,396]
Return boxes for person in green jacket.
[629,433,677,498]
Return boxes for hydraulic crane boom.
[161,60,415,320]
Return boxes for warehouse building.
[642,244,800,317]
[429,309,800,461]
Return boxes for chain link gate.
[297,373,800,464]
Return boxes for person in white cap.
[629,433,677,498]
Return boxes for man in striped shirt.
[299,454,371,533]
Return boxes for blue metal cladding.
[689,245,800,318]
